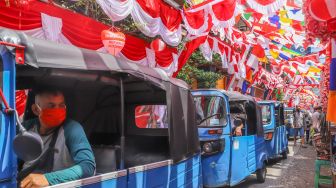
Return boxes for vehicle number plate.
[233,140,239,150]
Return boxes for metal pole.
[120,77,125,170]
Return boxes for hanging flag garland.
[245,0,286,15]
[97,0,182,46]
[210,0,238,27]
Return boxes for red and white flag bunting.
[0,3,179,76]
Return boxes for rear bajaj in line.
[0,29,202,188]
[192,89,268,187]
[259,101,288,160]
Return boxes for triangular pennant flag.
[243,13,252,20]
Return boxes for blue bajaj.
[192,89,267,187]
[259,101,288,160]
[0,29,202,188]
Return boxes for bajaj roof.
[221,90,256,102]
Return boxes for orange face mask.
[38,106,66,128]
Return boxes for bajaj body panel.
[51,156,202,188]
[259,101,288,160]
[192,90,231,187]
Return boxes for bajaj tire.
[282,150,288,159]
[256,164,266,183]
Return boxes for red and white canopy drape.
[97,0,239,41]
[96,0,182,46]
[245,0,286,15]
[182,0,239,36]
[0,1,179,76]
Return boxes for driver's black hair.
[233,118,242,126]
[33,85,64,96]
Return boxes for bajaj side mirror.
[13,111,43,162]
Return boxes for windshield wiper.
[198,113,221,125]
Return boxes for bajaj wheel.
[256,164,266,183]
[282,150,288,159]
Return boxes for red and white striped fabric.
[0,1,179,76]
[97,0,182,46]
[183,0,238,35]
[246,0,286,15]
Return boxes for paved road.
[229,140,332,188]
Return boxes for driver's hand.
[21,173,49,188]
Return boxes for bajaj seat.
[230,104,247,135]
[92,145,119,174]
[90,133,120,174]
[124,135,169,168]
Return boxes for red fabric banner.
[173,36,208,77]
[184,9,207,29]
[252,44,265,58]
[156,47,178,68]
[160,1,182,31]
[246,0,285,15]
[183,0,237,33]
[136,0,182,31]
[137,0,160,17]
[16,90,27,116]
[211,0,237,21]
[0,5,42,30]
[254,0,278,6]
[122,35,148,61]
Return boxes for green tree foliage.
[187,49,222,67]
[54,0,111,25]
[176,63,222,88]
[275,89,285,101]
[177,49,223,88]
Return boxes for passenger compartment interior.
[229,100,257,135]
[18,67,171,174]
[229,102,247,133]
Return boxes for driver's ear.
[32,104,41,116]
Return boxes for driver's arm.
[44,120,96,185]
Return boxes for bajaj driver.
[20,87,95,188]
